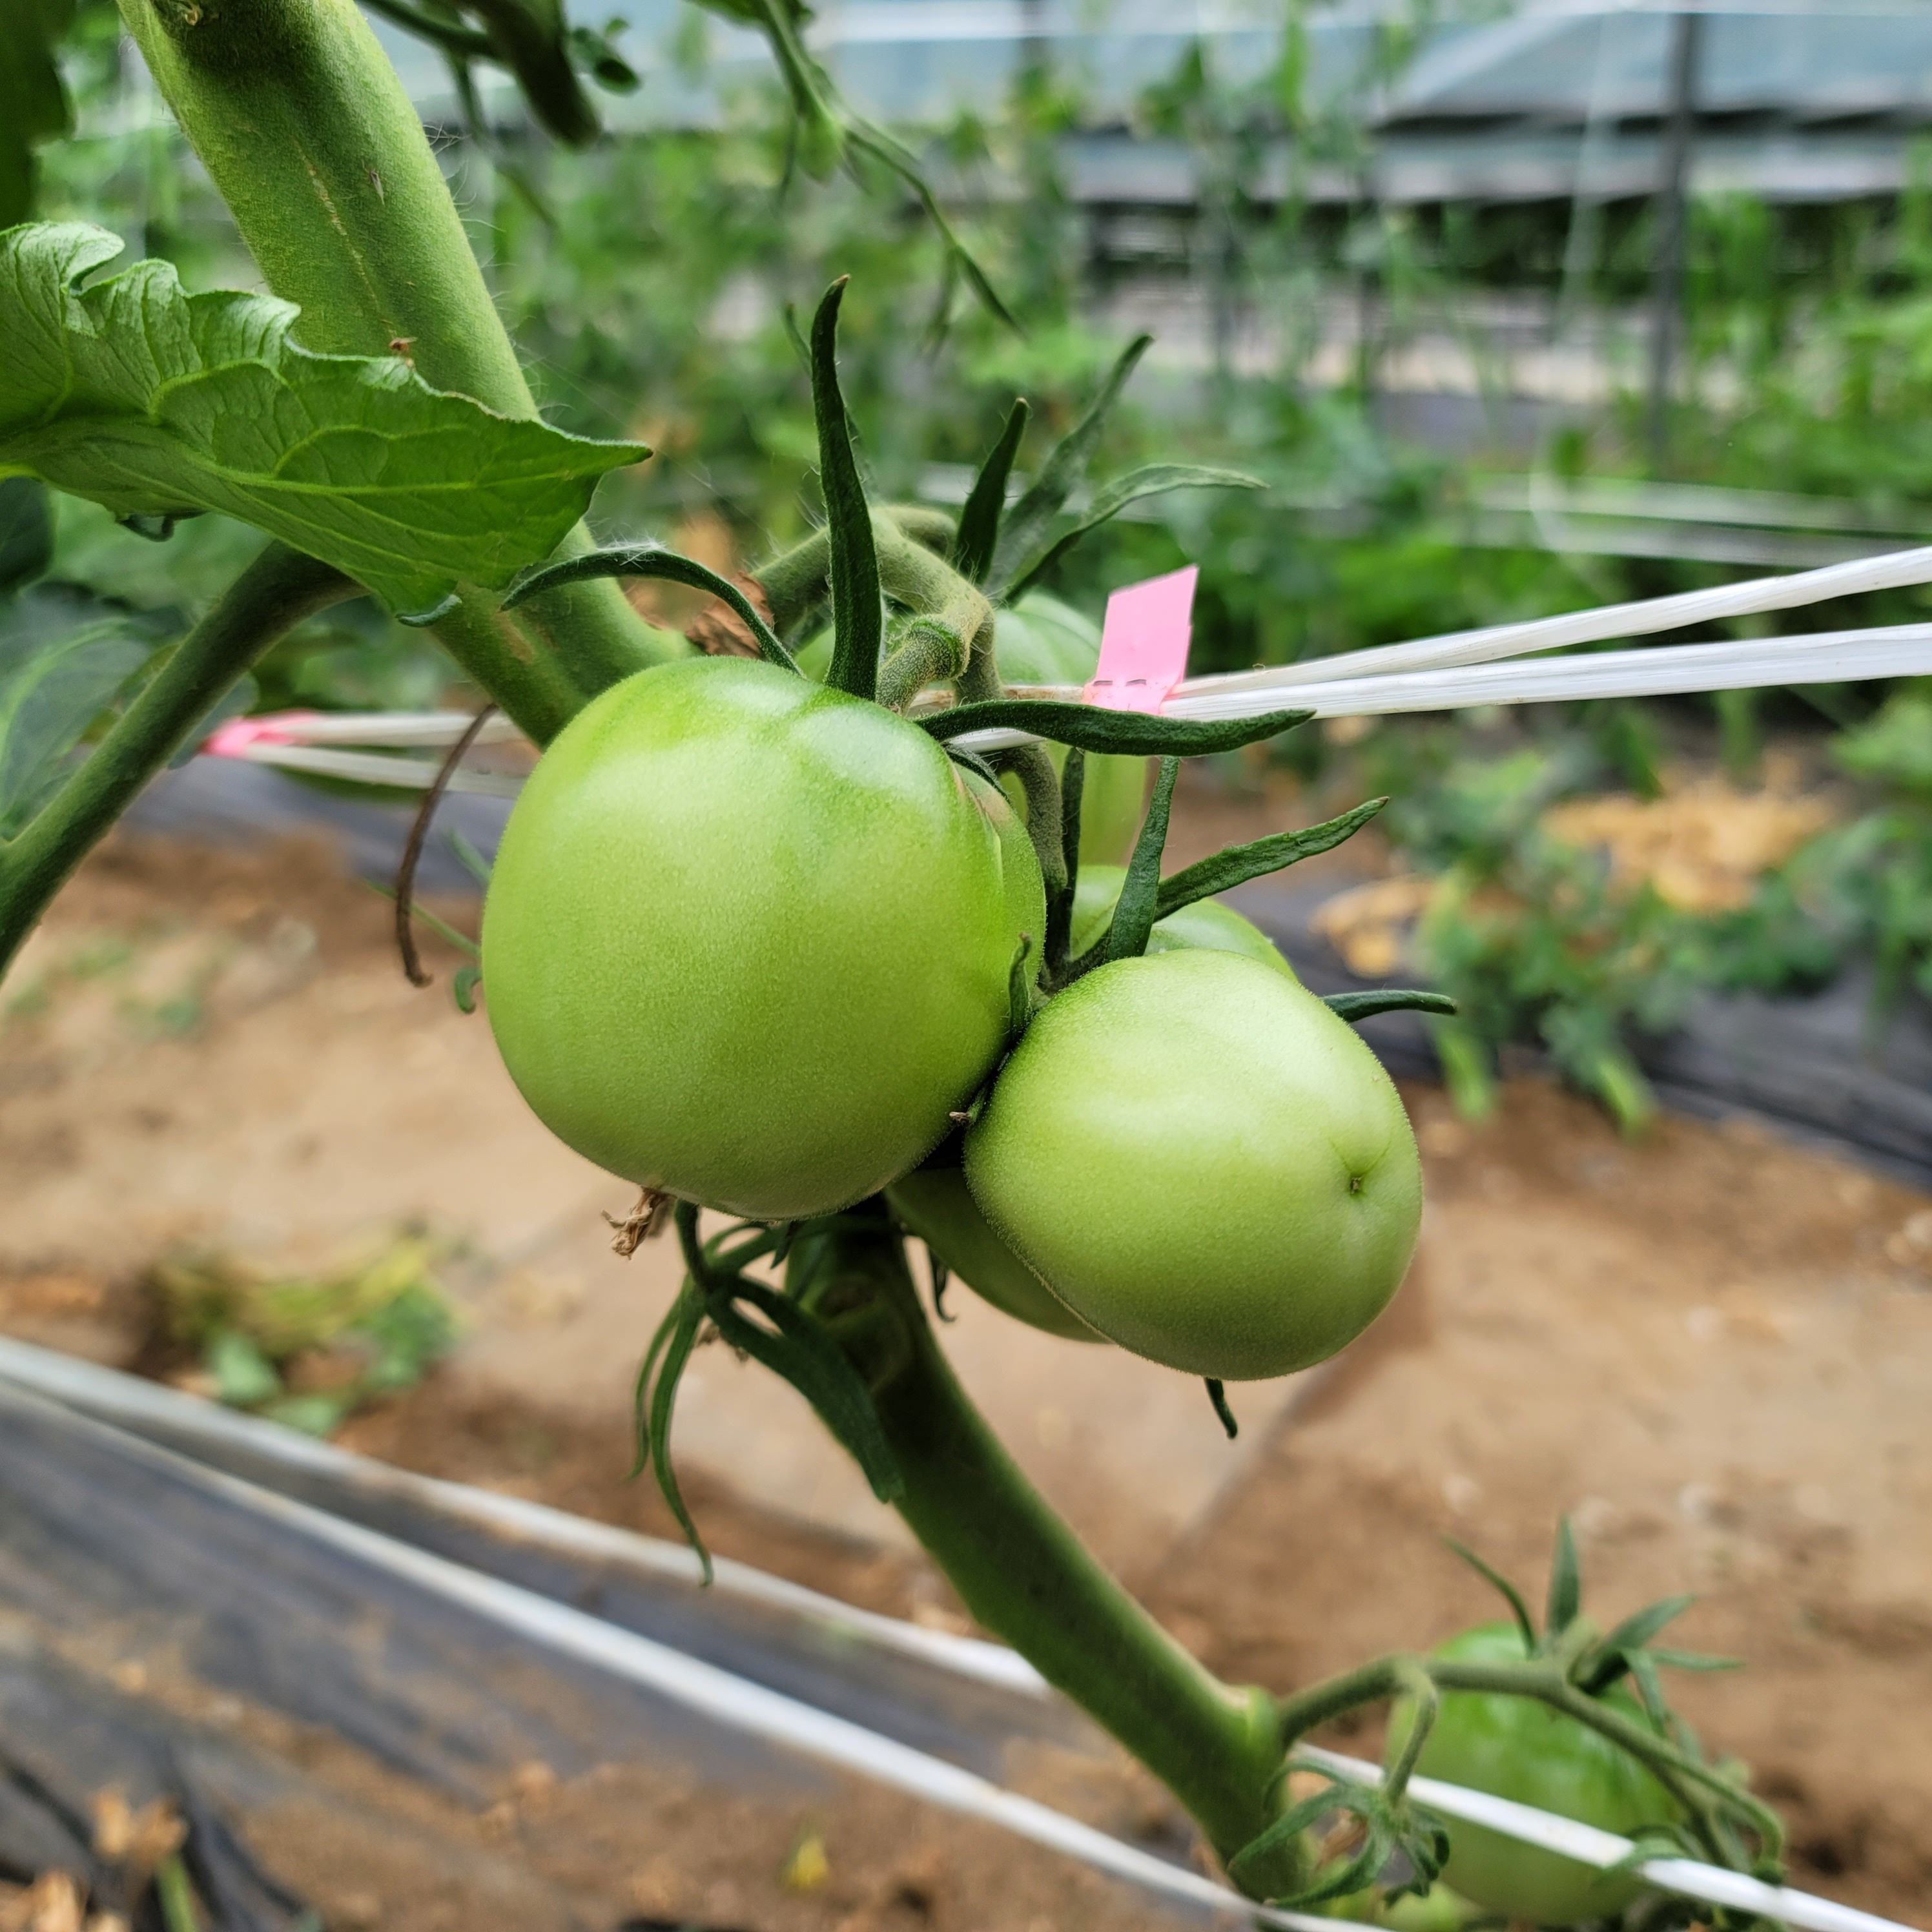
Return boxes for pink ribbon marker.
[201,710,327,759]
[1084,565,1197,713]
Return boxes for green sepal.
[1326,989,1457,1023]
[1647,1647,1743,1673]
[1043,746,1084,975]
[452,964,482,1014]
[505,543,798,673]
[1154,797,1387,921]
[944,745,1002,788]
[1444,1536,1539,1650]
[810,280,885,701]
[706,1276,905,1504]
[988,334,1151,595]
[633,1279,712,1583]
[1230,1773,1446,1911]
[922,700,1311,757]
[953,398,1029,586]
[1546,1515,1583,1639]
[1003,464,1265,601]
[1099,756,1178,964]
[1007,933,1035,1041]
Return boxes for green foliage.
[0,223,644,615]
[150,1235,461,1436]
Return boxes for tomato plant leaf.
[0,478,52,594]
[953,398,1029,587]
[988,335,1151,596]
[1545,1515,1583,1638]
[1102,755,1179,964]
[921,699,1312,757]
[506,543,798,673]
[1326,989,1457,1023]
[638,1283,713,1583]
[0,223,646,617]
[1153,797,1388,923]
[810,280,885,703]
[0,586,169,836]
[1443,1537,1539,1649]
[1003,464,1266,601]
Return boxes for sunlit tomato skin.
[887,1167,1100,1341]
[482,657,1045,1220]
[1395,1624,1681,1926]
[965,951,1421,1380]
[1070,864,1299,978]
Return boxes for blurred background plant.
[21,0,1932,1125]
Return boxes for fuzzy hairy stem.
[0,544,355,981]
[116,0,679,727]
[788,1207,1308,1897]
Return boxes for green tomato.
[794,592,1149,864]
[482,657,1045,1220]
[991,595,1149,867]
[1395,1624,1681,1927]
[887,1167,1100,1342]
[1070,863,1298,978]
[965,951,1421,1381]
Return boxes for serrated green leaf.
[1154,797,1388,922]
[0,223,645,615]
[0,586,168,834]
[922,699,1311,758]
[1004,464,1265,600]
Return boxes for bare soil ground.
[3,802,1929,1927]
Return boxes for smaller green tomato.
[1071,864,1297,978]
[1393,1624,1682,1927]
[887,1167,1100,1342]
[966,951,1421,1381]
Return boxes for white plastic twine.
[197,540,1932,783]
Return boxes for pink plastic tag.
[201,710,327,758]
[1084,565,1197,712]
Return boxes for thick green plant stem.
[115,0,677,726]
[0,544,355,980]
[794,1209,1308,1897]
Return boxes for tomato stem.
[788,1204,1311,1898]
[0,544,355,983]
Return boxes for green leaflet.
[1154,797,1388,922]
[1325,989,1458,1023]
[0,224,646,617]
[952,398,1029,587]
[0,586,169,835]
[923,699,1311,757]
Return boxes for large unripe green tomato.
[1392,1624,1681,1926]
[795,592,1149,863]
[965,951,1421,1380]
[887,1167,1100,1341]
[482,657,1045,1220]
[1070,864,1298,979]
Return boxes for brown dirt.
[3,805,1930,1927]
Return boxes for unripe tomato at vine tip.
[1071,864,1298,979]
[1389,1624,1681,1926]
[889,1167,1100,1341]
[482,657,1044,1220]
[965,951,1421,1381]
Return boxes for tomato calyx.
[1246,1520,1787,1920]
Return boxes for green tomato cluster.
[484,626,1422,1386]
